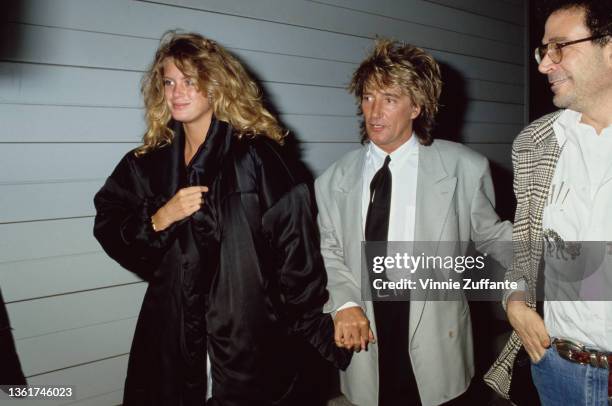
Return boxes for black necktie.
[364,154,420,405]
[365,155,392,241]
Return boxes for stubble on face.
[543,9,611,111]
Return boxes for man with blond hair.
[316,39,512,405]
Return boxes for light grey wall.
[0,0,525,404]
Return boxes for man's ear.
[411,105,422,120]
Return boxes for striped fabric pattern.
[484,110,563,398]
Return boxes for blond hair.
[349,38,442,145]
[137,31,285,155]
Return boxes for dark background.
[530,0,557,121]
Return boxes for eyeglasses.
[534,34,608,64]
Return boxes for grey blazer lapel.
[336,148,367,241]
[411,142,457,340]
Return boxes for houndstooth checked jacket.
[484,110,563,398]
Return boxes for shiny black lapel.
[149,117,233,199]
[144,120,186,199]
[186,116,233,188]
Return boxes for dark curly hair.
[349,38,442,146]
[539,0,611,46]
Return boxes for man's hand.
[507,291,550,362]
[333,306,375,352]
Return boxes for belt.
[552,338,612,398]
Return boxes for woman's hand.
[151,186,208,231]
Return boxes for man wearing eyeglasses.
[486,1,612,405]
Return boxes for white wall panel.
[0,23,526,105]
[426,0,524,25]
[4,134,520,186]
[0,122,518,223]
[2,22,525,86]
[0,22,157,72]
[0,142,360,222]
[0,356,127,406]
[0,218,97,263]
[0,104,144,143]
[302,142,361,176]
[5,0,369,63]
[1,141,375,185]
[16,317,135,376]
[157,0,522,63]
[1,63,522,119]
[0,23,353,87]
[1,105,522,144]
[0,252,140,303]
[431,49,523,84]
[0,181,104,223]
[5,0,520,63]
[0,63,143,107]
[8,284,145,339]
[308,0,523,43]
[0,63,358,114]
[0,143,131,183]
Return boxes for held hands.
[151,186,208,231]
[506,291,550,362]
[333,306,376,352]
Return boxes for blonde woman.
[94,32,349,406]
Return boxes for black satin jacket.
[93,118,349,406]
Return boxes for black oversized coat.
[94,118,349,406]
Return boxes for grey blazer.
[315,139,513,406]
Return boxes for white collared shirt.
[337,135,419,312]
[543,109,612,351]
[361,135,419,242]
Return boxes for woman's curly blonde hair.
[136,31,285,155]
[349,38,442,146]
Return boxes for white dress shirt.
[543,109,612,351]
[361,135,419,242]
[338,134,419,311]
